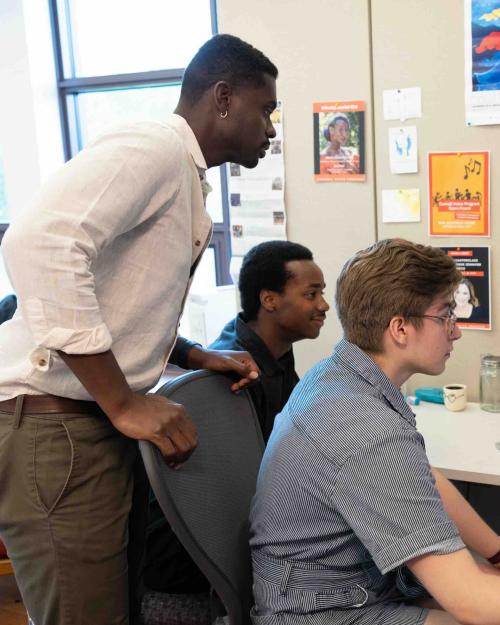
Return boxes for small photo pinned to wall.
[230,193,241,207]
[313,101,366,182]
[273,211,285,225]
[442,246,491,330]
[271,177,283,191]
[270,139,282,155]
[270,100,282,125]
[232,224,243,239]
[229,163,241,177]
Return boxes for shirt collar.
[236,314,293,377]
[333,338,416,426]
[168,113,207,173]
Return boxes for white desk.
[414,401,500,486]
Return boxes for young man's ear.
[387,316,411,346]
[260,289,278,313]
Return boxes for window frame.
[0,225,7,243]
[47,0,232,285]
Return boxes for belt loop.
[279,560,293,595]
[13,395,25,429]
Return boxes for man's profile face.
[223,74,277,168]
[407,293,461,376]
[329,119,349,147]
[272,260,329,342]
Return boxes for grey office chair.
[139,370,265,625]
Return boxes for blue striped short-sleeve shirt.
[249,339,464,622]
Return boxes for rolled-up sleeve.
[332,429,465,574]
[3,125,183,354]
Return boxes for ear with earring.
[219,110,228,119]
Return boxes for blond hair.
[335,239,462,352]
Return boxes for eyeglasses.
[408,311,458,336]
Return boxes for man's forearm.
[58,349,198,464]
[432,467,500,560]
[57,350,134,420]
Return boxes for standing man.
[250,239,500,625]
[0,34,278,625]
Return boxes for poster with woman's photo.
[313,101,366,182]
[442,246,491,330]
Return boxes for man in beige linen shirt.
[0,34,278,625]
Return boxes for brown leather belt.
[0,394,105,416]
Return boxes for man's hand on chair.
[185,346,260,393]
[109,393,198,468]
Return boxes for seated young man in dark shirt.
[144,240,329,594]
[250,239,500,625]
[211,240,329,441]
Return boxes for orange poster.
[428,151,489,236]
[313,101,366,182]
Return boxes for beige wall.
[218,0,497,399]
[372,0,499,400]
[217,0,377,374]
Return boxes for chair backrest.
[139,370,265,625]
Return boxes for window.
[48,0,232,284]
[0,147,9,244]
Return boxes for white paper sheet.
[383,87,422,121]
[388,126,418,174]
[382,188,421,223]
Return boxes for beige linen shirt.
[0,114,212,400]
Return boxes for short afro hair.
[180,34,278,102]
[239,241,314,321]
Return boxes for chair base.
[141,590,212,625]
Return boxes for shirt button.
[195,240,201,246]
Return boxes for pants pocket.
[33,420,74,514]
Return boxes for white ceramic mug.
[443,384,467,412]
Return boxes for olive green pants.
[0,398,149,625]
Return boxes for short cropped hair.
[335,239,462,352]
[239,241,313,321]
[180,34,278,102]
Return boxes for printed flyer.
[428,151,490,236]
[465,0,500,125]
[228,100,286,258]
[442,246,491,330]
[313,101,366,182]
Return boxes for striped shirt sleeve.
[332,428,465,574]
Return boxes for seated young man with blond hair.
[250,239,500,625]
